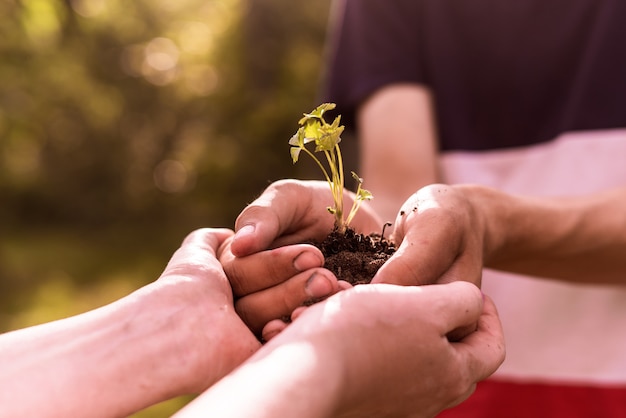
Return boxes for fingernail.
[305,272,333,298]
[234,224,255,241]
[293,251,323,272]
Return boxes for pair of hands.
[168,179,504,417]
[220,179,488,337]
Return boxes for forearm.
[474,185,626,283]
[0,284,202,418]
[174,340,342,418]
[358,84,440,222]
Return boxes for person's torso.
[325,1,626,415]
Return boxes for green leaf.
[290,147,301,163]
[303,120,322,141]
[324,118,344,144]
[289,127,315,149]
[288,132,301,147]
[315,134,336,152]
[313,102,336,117]
[299,103,336,125]
[330,115,342,130]
[313,123,342,152]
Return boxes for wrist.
[179,332,344,418]
[99,283,209,398]
[262,338,345,417]
[135,280,257,395]
[466,185,555,270]
[454,184,503,265]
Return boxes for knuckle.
[225,260,249,297]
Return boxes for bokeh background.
[0,0,334,415]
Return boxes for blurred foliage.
[0,0,331,415]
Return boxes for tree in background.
[0,0,330,228]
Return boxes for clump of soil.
[313,226,396,285]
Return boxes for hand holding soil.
[176,281,505,418]
[374,183,487,288]
[221,178,384,337]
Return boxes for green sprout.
[289,103,373,233]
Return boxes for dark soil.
[313,226,396,285]
[279,226,397,323]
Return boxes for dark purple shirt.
[322,0,626,151]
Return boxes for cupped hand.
[266,281,505,418]
[156,228,261,392]
[220,240,345,336]
[373,184,487,287]
[220,179,382,335]
[228,179,383,256]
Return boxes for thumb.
[231,205,283,257]
[372,216,461,286]
[231,180,336,257]
[163,228,233,276]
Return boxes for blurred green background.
[0,0,332,415]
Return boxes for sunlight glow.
[153,159,196,193]
[70,0,107,18]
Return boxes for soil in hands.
[313,226,396,285]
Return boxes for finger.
[230,206,284,257]
[261,303,316,343]
[326,281,483,336]
[433,279,482,342]
[337,280,353,291]
[373,205,463,286]
[231,180,335,257]
[416,281,484,335]
[290,305,308,321]
[262,319,289,342]
[453,295,506,381]
[222,243,324,296]
[163,228,234,276]
[261,294,339,342]
[236,269,340,336]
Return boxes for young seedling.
[289,103,373,233]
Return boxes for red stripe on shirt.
[438,379,626,418]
